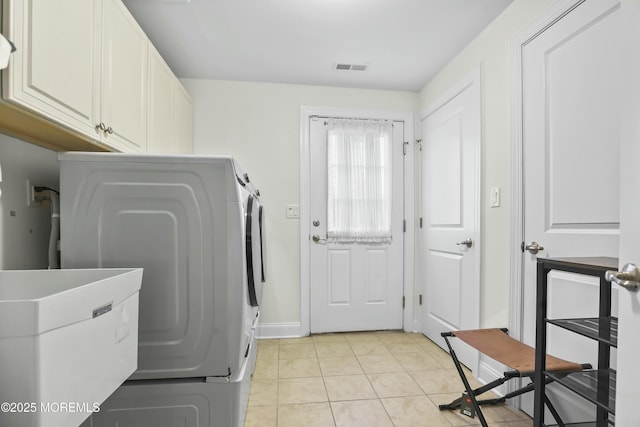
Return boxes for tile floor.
[244,331,533,427]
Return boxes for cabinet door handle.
[95,122,107,132]
[605,263,640,291]
[105,126,114,135]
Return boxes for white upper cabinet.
[2,0,157,153]
[147,45,193,154]
[2,0,101,138]
[174,82,193,154]
[147,45,175,153]
[100,0,148,152]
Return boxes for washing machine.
[58,153,266,427]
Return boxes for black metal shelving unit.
[533,257,619,427]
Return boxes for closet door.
[519,0,622,421]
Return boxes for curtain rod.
[310,115,403,124]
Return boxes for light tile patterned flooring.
[244,331,533,427]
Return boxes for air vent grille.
[335,63,368,71]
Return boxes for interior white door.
[613,0,640,423]
[420,72,480,370]
[520,0,622,420]
[309,117,404,333]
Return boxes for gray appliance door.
[245,194,264,307]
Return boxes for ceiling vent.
[335,63,368,71]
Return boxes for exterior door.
[613,0,640,423]
[420,71,480,370]
[519,0,622,420]
[309,117,404,333]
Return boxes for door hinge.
[402,296,405,309]
[419,217,423,228]
[419,294,423,305]
[403,141,409,155]
[416,139,423,151]
[403,220,406,232]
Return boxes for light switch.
[490,187,501,208]
[286,204,300,219]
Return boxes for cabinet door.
[3,0,100,138]
[174,83,193,154]
[147,45,175,153]
[101,0,148,152]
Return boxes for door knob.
[312,234,327,244]
[456,238,473,248]
[313,220,320,227]
[522,241,544,255]
[605,263,640,291]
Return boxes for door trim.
[300,107,415,336]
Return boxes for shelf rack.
[534,257,619,427]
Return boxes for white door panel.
[420,71,480,371]
[309,118,404,333]
[614,0,640,423]
[520,0,622,421]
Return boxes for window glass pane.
[326,119,392,243]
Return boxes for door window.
[326,119,393,243]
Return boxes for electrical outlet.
[26,179,35,207]
[26,179,43,207]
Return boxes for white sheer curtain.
[326,118,393,243]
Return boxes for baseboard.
[255,322,304,339]
[477,356,507,398]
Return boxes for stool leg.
[443,335,488,427]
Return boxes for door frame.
[300,106,415,336]
[418,66,482,372]
[508,0,587,345]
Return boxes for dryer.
[58,153,266,427]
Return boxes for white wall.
[418,0,556,328]
[0,134,59,269]
[181,78,417,330]
[0,0,561,336]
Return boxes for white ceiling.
[123,0,513,92]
